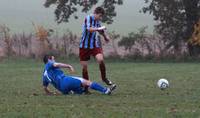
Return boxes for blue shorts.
[60,76,85,94]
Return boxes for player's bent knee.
[82,80,92,86]
[96,54,104,60]
[96,57,104,63]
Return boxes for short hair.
[94,7,105,15]
[43,54,52,64]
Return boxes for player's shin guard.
[90,82,107,93]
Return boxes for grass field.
[0,58,200,118]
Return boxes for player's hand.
[53,91,61,96]
[97,26,106,31]
[45,91,60,96]
[69,66,75,74]
[105,36,111,43]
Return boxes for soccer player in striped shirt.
[79,7,116,92]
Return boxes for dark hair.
[94,7,105,15]
[43,54,52,64]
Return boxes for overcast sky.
[0,0,155,35]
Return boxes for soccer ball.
[157,78,169,90]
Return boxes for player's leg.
[80,61,90,93]
[60,76,84,94]
[72,76,116,94]
[95,53,113,85]
[59,77,72,95]
[80,61,89,80]
[89,81,117,94]
[79,48,91,93]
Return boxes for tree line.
[44,0,200,57]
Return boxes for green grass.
[0,58,200,118]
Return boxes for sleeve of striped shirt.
[85,15,91,30]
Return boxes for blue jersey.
[79,14,102,49]
[42,60,84,94]
[42,60,65,91]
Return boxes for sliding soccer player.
[42,54,116,95]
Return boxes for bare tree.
[0,24,13,57]
[62,30,78,57]
[109,31,120,56]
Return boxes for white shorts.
[71,76,85,83]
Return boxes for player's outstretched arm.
[53,63,75,73]
[88,26,106,33]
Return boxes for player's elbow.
[53,63,60,67]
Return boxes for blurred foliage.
[118,26,147,52]
[189,19,200,45]
[44,0,123,24]
[0,24,13,56]
[32,22,53,41]
[142,0,200,56]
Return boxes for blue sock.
[90,82,107,93]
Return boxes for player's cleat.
[110,84,117,91]
[104,78,113,86]
[104,84,117,95]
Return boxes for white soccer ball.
[157,78,169,90]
